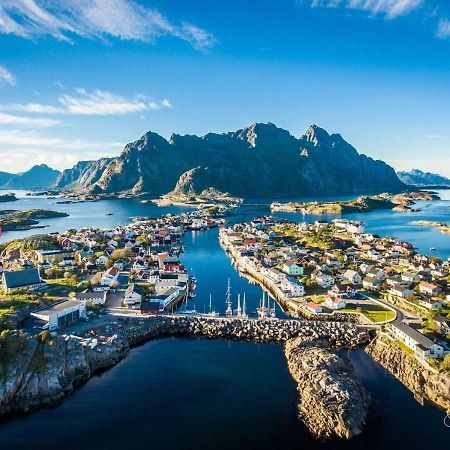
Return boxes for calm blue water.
[0,190,450,448]
[0,340,448,450]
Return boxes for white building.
[101,266,119,286]
[342,269,362,285]
[389,322,444,360]
[313,272,335,288]
[31,300,86,331]
[324,295,346,310]
[281,278,305,297]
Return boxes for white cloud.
[0,64,16,85]
[437,19,450,38]
[0,0,216,51]
[308,0,423,18]
[0,88,172,116]
[0,112,60,128]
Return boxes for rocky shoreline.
[285,338,370,439]
[366,335,450,411]
[1,316,371,440]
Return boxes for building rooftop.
[31,300,83,317]
[2,268,42,289]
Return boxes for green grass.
[342,304,396,323]
[0,291,41,317]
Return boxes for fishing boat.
[188,275,197,298]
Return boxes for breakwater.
[0,316,371,440]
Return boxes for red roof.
[104,266,118,277]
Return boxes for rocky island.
[0,194,18,203]
[271,191,440,215]
[271,195,395,214]
[0,209,69,231]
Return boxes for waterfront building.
[30,299,86,331]
[388,322,444,360]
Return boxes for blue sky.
[0,0,450,175]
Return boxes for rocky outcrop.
[0,331,128,416]
[285,338,370,440]
[60,122,405,198]
[53,158,113,191]
[0,317,371,421]
[366,335,450,411]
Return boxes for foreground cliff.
[58,123,406,198]
[285,338,370,440]
[366,335,450,411]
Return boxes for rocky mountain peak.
[303,124,331,146]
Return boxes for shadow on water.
[0,339,448,450]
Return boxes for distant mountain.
[397,169,450,186]
[59,123,406,198]
[1,164,61,190]
[53,158,113,191]
[0,171,15,187]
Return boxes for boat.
[234,293,242,317]
[225,278,233,317]
[189,275,197,298]
[205,294,219,317]
[257,291,268,319]
[241,292,248,319]
[430,247,436,252]
[179,297,197,315]
[140,200,149,204]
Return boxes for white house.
[123,283,144,309]
[281,278,305,297]
[75,291,107,305]
[418,297,444,311]
[418,282,441,296]
[389,285,413,298]
[313,272,335,289]
[389,322,444,360]
[324,295,346,310]
[342,269,362,285]
[265,268,286,284]
[101,266,119,286]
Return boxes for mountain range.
[397,169,450,186]
[53,123,406,198]
[0,164,61,190]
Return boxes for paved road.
[361,292,405,324]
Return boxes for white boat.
[205,294,219,317]
[225,278,233,317]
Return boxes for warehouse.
[31,300,86,331]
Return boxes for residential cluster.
[0,211,224,331]
[219,216,450,362]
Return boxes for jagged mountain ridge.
[61,123,406,197]
[397,169,450,186]
[53,158,114,191]
[0,164,61,190]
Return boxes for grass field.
[342,304,396,323]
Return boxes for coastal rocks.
[0,332,129,416]
[153,316,371,347]
[366,335,450,411]
[0,317,371,425]
[285,338,370,440]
